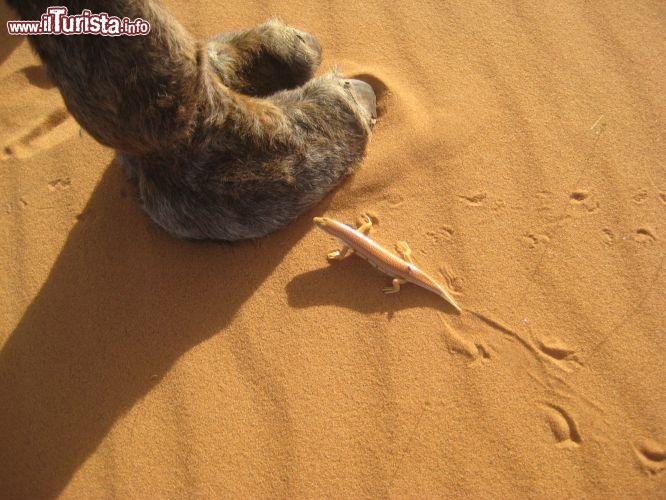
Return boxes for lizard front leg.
[356,214,373,235]
[327,245,353,260]
[395,240,414,264]
[327,215,372,260]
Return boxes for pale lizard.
[313,214,462,313]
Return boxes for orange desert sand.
[1,1,665,498]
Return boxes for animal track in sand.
[468,311,537,356]
[522,232,551,249]
[536,339,581,372]
[475,343,491,361]
[521,216,571,250]
[47,178,71,191]
[601,228,615,246]
[385,192,404,208]
[425,226,454,244]
[570,190,588,202]
[632,188,649,204]
[633,226,657,244]
[457,192,487,205]
[456,192,506,211]
[537,343,573,361]
[544,404,581,448]
[18,177,72,211]
[440,266,463,293]
[633,439,666,475]
[437,314,490,365]
[659,192,666,204]
[569,189,600,213]
[1,108,76,161]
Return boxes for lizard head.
[312,216,332,229]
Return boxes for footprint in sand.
[18,177,73,211]
[1,108,78,161]
[632,227,657,244]
[659,192,666,205]
[544,404,581,448]
[457,192,487,206]
[440,265,463,294]
[522,231,550,249]
[48,178,71,191]
[474,343,491,362]
[425,226,454,245]
[437,315,491,366]
[601,228,615,246]
[536,338,581,372]
[456,192,506,211]
[633,439,666,475]
[569,190,600,214]
[632,189,649,205]
[570,190,588,202]
[385,192,404,208]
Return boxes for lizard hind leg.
[383,277,407,294]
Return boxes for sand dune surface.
[1,0,665,497]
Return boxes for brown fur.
[8,0,375,240]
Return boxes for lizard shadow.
[286,257,460,315]
[0,159,319,498]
